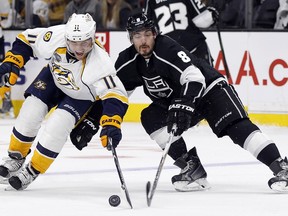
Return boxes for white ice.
[0,119,287,216]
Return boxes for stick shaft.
[216,23,231,79]
[146,130,175,206]
[109,138,133,209]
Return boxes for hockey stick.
[215,23,231,79]
[146,126,175,207]
[109,138,133,209]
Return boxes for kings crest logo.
[143,75,173,98]
[43,31,53,42]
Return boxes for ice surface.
[0,119,287,216]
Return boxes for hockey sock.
[168,137,188,160]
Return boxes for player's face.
[131,29,156,59]
[66,38,93,60]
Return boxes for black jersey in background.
[144,0,215,65]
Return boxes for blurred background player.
[97,0,133,30]
[0,13,128,190]
[33,0,50,27]
[144,0,219,66]
[0,0,14,118]
[63,0,102,27]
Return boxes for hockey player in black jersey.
[144,0,219,66]
[71,13,288,192]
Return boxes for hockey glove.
[70,116,99,151]
[100,126,122,150]
[0,51,24,87]
[207,7,219,24]
[167,98,194,136]
[100,115,122,150]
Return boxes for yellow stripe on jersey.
[9,134,33,158]
[30,150,54,174]
[17,33,30,46]
[95,39,104,49]
[55,47,67,54]
[101,92,128,104]
[0,13,8,17]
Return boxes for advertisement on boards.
[2,30,288,122]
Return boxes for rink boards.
[2,30,288,126]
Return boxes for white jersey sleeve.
[82,44,128,103]
[14,24,128,107]
[16,25,67,59]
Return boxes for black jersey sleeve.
[154,35,206,106]
[115,47,143,92]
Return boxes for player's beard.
[139,45,152,58]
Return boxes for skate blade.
[270,181,288,193]
[3,185,16,191]
[0,180,16,191]
[173,178,211,192]
[0,177,9,184]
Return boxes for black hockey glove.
[207,7,219,23]
[100,126,122,150]
[167,98,194,136]
[0,51,24,87]
[70,117,99,151]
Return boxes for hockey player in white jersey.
[0,13,128,190]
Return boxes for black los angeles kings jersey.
[115,35,224,104]
[144,0,209,52]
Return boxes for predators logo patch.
[34,79,47,90]
[51,62,79,90]
[43,31,53,42]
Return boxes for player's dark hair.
[126,13,158,39]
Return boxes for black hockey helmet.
[126,13,158,39]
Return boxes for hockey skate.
[268,157,288,192]
[8,162,39,190]
[0,151,26,183]
[172,147,210,192]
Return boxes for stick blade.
[146,181,152,207]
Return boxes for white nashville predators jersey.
[16,24,128,103]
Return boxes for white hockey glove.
[207,7,219,24]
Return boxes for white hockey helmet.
[65,13,96,42]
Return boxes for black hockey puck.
[109,195,121,207]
